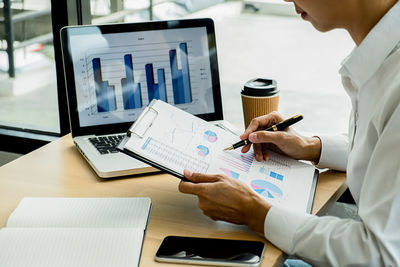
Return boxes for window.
[0,0,59,148]
[0,0,76,153]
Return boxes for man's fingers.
[178,180,199,194]
[184,170,222,183]
[241,117,262,139]
[183,169,193,179]
[261,144,270,160]
[252,143,264,162]
[241,112,283,139]
[249,131,286,145]
[241,144,251,153]
[179,171,224,196]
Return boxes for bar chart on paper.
[219,150,254,173]
[259,167,284,181]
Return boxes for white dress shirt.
[264,2,400,266]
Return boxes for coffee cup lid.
[242,78,279,97]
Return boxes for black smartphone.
[155,236,266,266]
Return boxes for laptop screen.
[61,19,223,136]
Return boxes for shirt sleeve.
[316,134,348,171]
[264,106,400,266]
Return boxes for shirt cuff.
[316,134,348,171]
[264,205,311,254]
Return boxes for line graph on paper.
[166,118,198,147]
[168,121,197,145]
[160,113,221,159]
[141,137,209,173]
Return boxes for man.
[178,0,400,265]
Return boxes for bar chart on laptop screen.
[71,27,215,127]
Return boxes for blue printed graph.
[197,145,210,157]
[219,151,254,173]
[259,167,284,181]
[220,168,240,179]
[270,171,284,181]
[251,180,283,199]
[204,130,218,143]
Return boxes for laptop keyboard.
[89,134,125,155]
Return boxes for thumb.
[184,169,220,183]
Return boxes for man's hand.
[240,112,322,163]
[178,170,271,234]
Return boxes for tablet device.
[155,236,265,267]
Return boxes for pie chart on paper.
[204,130,218,143]
[250,180,283,199]
[197,145,210,157]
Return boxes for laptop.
[60,18,233,178]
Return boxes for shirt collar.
[339,1,400,89]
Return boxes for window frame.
[0,0,83,154]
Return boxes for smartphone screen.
[155,236,265,267]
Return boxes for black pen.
[223,115,304,151]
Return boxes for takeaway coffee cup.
[241,78,279,128]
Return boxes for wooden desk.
[0,135,347,267]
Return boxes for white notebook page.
[0,228,143,267]
[6,197,151,228]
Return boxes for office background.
[0,0,353,165]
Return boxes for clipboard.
[118,100,319,214]
[118,137,186,180]
[118,100,187,180]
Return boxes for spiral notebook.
[118,100,318,213]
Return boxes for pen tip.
[223,146,233,151]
